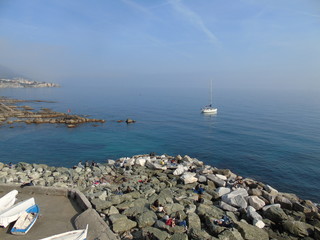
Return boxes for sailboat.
[201,80,217,114]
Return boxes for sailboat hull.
[201,108,217,114]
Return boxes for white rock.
[135,157,147,167]
[181,172,198,184]
[173,165,185,175]
[264,184,279,195]
[216,174,227,181]
[198,175,207,183]
[253,219,265,228]
[221,189,248,209]
[262,204,281,211]
[247,206,265,228]
[219,201,238,212]
[248,196,266,210]
[207,174,226,187]
[107,159,115,165]
[216,187,231,197]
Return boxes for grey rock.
[189,227,218,240]
[282,220,313,237]
[91,198,113,211]
[218,229,244,240]
[187,212,201,229]
[170,233,189,240]
[137,210,158,228]
[165,203,185,215]
[207,174,226,187]
[122,206,147,217]
[216,187,231,197]
[196,204,224,218]
[275,196,293,210]
[263,206,288,223]
[248,188,262,196]
[248,196,265,210]
[142,227,170,240]
[112,216,137,233]
[221,190,248,209]
[235,220,269,240]
[219,201,238,212]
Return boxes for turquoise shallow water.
[1,83,319,202]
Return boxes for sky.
[0,0,319,90]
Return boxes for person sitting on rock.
[77,161,84,168]
[165,217,176,227]
[114,187,123,195]
[85,160,90,168]
[213,215,234,228]
[157,204,166,214]
[20,180,34,188]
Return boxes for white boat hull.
[11,204,40,235]
[0,197,35,228]
[201,108,217,114]
[0,190,18,212]
[38,224,88,240]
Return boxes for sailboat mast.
[210,80,213,106]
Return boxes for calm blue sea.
[1,82,319,202]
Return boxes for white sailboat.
[201,80,217,114]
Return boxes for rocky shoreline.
[0,97,105,128]
[0,154,319,240]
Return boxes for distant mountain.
[0,65,20,78]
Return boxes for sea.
[0,81,319,202]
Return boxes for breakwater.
[0,154,319,239]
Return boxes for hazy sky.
[0,0,319,89]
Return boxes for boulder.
[219,201,238,212]
[137,210,157,228]
[216,187,231,197]
[207,174,226,187]
[181,172,198,184]
[187,212,201,229]
[246,206,265,228]
[170,233,189,240]
[91,198,113,211]
[263,206,288,223]
[142,227,170,240]
[218,229,244,240]
[221,189,248,209]
[248,188,262,196]
[248,196,265,210]
[198,175,207,183]
[173,165,185,176]
[282,220,312,237]
[275,196,293,210]
[262,204,281,212]
[235,220,269,240]
[189,227,217,240]
[262,190,276,204]
[196,204,224,219]
[111,215,137,233]
[264,184,278,195]
[216,174,227,181]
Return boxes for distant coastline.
[0,77,59,88]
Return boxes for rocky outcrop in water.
[0,97,105,127]
[0,154,319,240]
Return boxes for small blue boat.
[11,204,40,235]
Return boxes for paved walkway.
[0,189,82,240]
